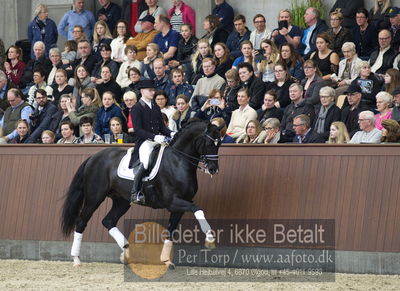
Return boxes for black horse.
[61,119,221,267]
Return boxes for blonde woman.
[140,43,163,80]
[328,121,350,144]
[236,120,264,144]
[253,39,280,82]
[190,39,212,85]
[172,95,196,130]
[370,0,392,29]
[375,91,393,130]
[92,20,113,59]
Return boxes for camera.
[210,99,220,106]
[278,20,288,30]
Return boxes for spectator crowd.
[1,0,400,145]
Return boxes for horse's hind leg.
[71,196,106,266]
[168,198,215,248]
[101,196,131,263]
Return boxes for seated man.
[190,58,226,112]
[153,58,172,93]
[292,114,324,143]
[75,116,104,143]
[125,15,158,61]
[153,15,181,62]
[226,14,251,59]
[340,84,370,137]
[280,83,315,142]
[73,40,98,75]
[0,88,34,142]
[26,89,58,143]
[129,79,172,205]
[391,87,400,122]
[349,110,382,143]
[369,29,400,74]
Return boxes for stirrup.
[130,191,145,205]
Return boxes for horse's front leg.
[168,198,216,249]
[160,211,184,270]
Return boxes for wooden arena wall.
[0,144,399,253]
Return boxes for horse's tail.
[61,158,89,237]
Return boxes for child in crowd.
[61,40,77,65]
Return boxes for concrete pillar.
[0,0,18,48]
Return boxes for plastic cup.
[104,134,111,144]
[117,134,123,144]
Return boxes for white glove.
[170,131,177,138]
[154,135,166,143]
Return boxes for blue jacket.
[212,1,234,32]
[226,29,251,59]
[27,17,58,59]
[95,104,125,138]
[167,82,194,105]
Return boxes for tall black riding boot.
[130,163,146,205]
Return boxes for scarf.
[35,17,47,40]
[315,103,334,134]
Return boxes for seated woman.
[301,59,323,105]
[57,121,78,144]
[351,61,384,109]
[211,117,235,143]
[201,15,229,49]
[154,90,177,131]
[47,69,73,107]
[326,10,352,58]
[72,65,95,108]
[335,42,363,96]
[167,68,194,105]
[188,39,212,85]
[4,45,26,86]
[309,33,340,83]
[116,45,142,88]
[383,68,400,94]
[75,116,104,144]
[265,61,296,109]
[91,43,119,81]
[224,69,241,111]
[232,40,253,70]
[168,24,198,69]
[279,43,304,81]
[172,95,196,130]
[312,86,342,141]
[271,9,302,50]
[123,67,142,99]
[140,43,163,80]
[95,91,126,138]
[375,91,393,130]
[109,117,133,143]
[327,121,350,144]
[95,66,123,104]
[122,91,138,138]
[27,68,47,108]
[213,42,234,78]
[8,119,30,144]
[381,119,400,143]
[41,130,55,144]
[49,94,73,140]
[92,20,113,60]
[110,20,132,64]
[236,119,265,144]
[253,39,280,83]
[67,87,101,136]
[257,90,283,124]
[196,89,231,124]
[226,88,258,139]
[262,117,283,144]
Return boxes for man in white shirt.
[349,110,382,143]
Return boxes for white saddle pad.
[117,145,166,181]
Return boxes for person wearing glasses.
[326,10,352,58]
[352,8,378,60]
[329,0,364,30]
[236,120,264,144]
[261,118,282,144]
[250,14,271,52]
[349,110,382,143]
[369,29,400,75]
[292,114,324,144]
[312,86,342,141]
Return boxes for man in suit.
[74,40,98,75]
[129,79,172,204]
[292,114,324,143]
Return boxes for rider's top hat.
[138,79,156,89]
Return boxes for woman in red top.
[168,0,196,35]
[4,46,26,86]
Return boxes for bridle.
[169,132,220,173]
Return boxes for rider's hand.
[154,135,166,143]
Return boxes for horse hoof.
[73,262,81,267]
[73,256,81,267]
[204,240,217,249]
[166,262,176,270]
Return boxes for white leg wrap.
[160,239,173,262]
[71,232,83,257]
[109,227,129,250]
[194,210,211,234]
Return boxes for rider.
[129,79,172,205]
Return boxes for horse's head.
[198,122,222,176]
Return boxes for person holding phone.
[196,88,231,124]
[271,9,302,50]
